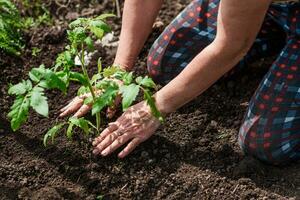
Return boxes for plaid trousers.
[147,0,300,165]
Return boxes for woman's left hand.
[92,101,161,158]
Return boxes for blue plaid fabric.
[147,0,300,165]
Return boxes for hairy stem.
[78,44,101,133]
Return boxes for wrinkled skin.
[60,94,161,157]
[92,101,161,158]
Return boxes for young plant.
[8,14,163,146]
[0,0,23,55]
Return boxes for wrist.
[112,63,131,72]
[153,92,174,117]
[113,57,135,72]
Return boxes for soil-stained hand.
[92,101,161,158]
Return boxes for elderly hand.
[92,101,161,158]
[59,78,122,118]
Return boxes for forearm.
[155,42,244,115]
[154,0,271,115]
[114,0,163,70]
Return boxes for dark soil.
[0,0,299,199]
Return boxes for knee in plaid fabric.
[239,37,300,165]
[238,2,300,165]
[147,0,220,85]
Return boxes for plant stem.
[78,44,101,133]
[115,0,121,18]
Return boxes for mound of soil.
[0,0,299,199]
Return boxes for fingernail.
[93,149,99,155]
[101,150,108,156]
[92,141,97,146]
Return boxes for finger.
[118,138,141,158]
[73,104,92,118]
[59,100,73,112]
[59,96,82,112]
[100,133,131,156]
[92,123,119,147]
[93,131,119,155]
[59,98,83,117]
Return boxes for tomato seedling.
[8,14,163,146]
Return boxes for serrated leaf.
[139,76,156,89]
[103,66,119,77]
[70,72,88,86]
[77,86,89,96]
[69,18,86,29]
[8,81,27,95]
[42,70,67,92]
[43,123,65,146]
[7,95,30,131]
[96,14,116,20]
[64,51,73,65]
[143,89,163,122]
[135,76,143,85]
[84,36,94,51]
[91,73,102,84]
[122,72,133,85]
[90,26,104,39]
[30,86,48,117]
[29,65,46,82]
[69,117,90,135]
[119,84,140,111]
[92,85,118,115]
[89,20,111,33]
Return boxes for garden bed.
[0,0,299,199]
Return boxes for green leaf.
[43,123,65,146]
[138,76,156,89]
[92,84,118,115]
[7,95,30,131]
[143,89,163,122]
[54,51,74,71]
[8,80,30,95]
[69,18,87,29]
[84,96,93,105]
[66,123,74,139]
[69,117,90,135]
[64,51,73,65]
[77,86,89,96]
[103,66,119,78]
[29,65,46,82]
[96,13,116,20]
[135,76,143,85]
[90,26,104,39]
[30,86,48,117]
[42,70,67,92]
[89,20,111,33]
[84,36,94,51]
[122,72,133,85]
[70,72,88,86]
[119,84,140,111]
[91,73,102,84]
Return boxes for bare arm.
[114,0,164,70]
[155,0,272,115]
